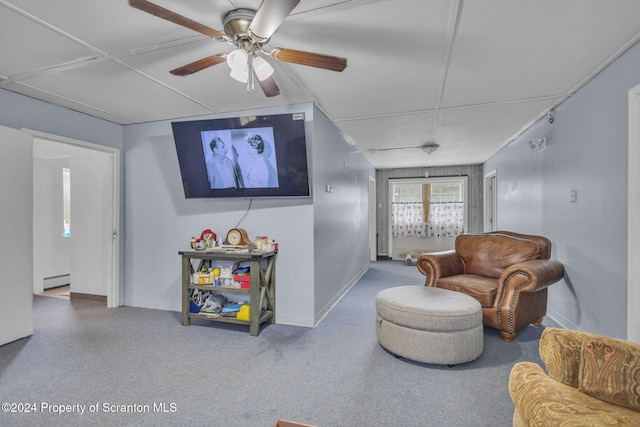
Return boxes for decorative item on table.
[191,229,217,250]
[225,227,255,248]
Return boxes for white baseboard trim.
[43,274,70,289]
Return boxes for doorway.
[369,176,376,262]
[31,131,120,308]
[484,170,497,232]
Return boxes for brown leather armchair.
[417,231,564,341]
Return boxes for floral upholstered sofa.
[509,327,640,426]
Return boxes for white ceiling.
[2,0,640,169]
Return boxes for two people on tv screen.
[205,134,278,189]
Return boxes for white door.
[69,147,114,300]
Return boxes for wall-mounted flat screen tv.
[172,112,310,198]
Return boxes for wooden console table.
[179,249,277,336]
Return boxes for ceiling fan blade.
[129,0,226,40]
[248,0,300,42]
[170,54,227,76]
[270,48,347,72]
[255,74,280,97]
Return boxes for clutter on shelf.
[188,228,278,252]
[254,235,278,252]
[190,262,252,288]
[189,290,250,320]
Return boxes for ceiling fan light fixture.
[253,56,274,81]
[226,48,248,70]
[229,64,248,82]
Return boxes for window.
[63,167,70,237]
[390,177,466,238]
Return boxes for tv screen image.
[172,112,310,198]
[200,127,279,189]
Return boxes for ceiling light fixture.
[421,142,440,155]
[227,48,249,82]
[226,47,274,91]
[253,56,274,80]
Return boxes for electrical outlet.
[570,189,578,203]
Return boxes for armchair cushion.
[437,274,497,307]
[455,234,540,278]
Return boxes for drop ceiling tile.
[336,111,434,152]
[4,0,227,52]
[12,60,218,123]
[442,0,640,108]
[0,6,96,77]
[269,0,453,119]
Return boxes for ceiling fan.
[128,0,348,97]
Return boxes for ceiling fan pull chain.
[246,54,254,92]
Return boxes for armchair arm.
[495,259,564,339]
[499,259,565,294]
[417,250,464,287]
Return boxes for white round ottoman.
[376,286,483,365]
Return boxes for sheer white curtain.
[391,203,426,237]
[425,202,464,237]
[392,202,464,238]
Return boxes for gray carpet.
[0,261,552,427]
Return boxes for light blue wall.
[311,105,376,323]
[484,40,640,339]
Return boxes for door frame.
[26,129,121,308]
[628,84,640,343]
[483,169,497,232]
[368,175,377,262]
